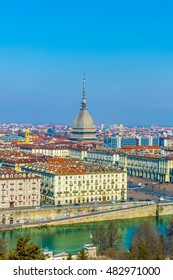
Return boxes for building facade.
[22,159,127,205]
[119,153,173,182]
[86,149,119,165]
[0,168,40,210]
[104,135,171,148]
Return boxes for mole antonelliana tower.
[70,74,97,141]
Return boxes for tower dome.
[70,74,97,141]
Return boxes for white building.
[0,168,41,209]
[86,149,119,165]
[22,158,127,205]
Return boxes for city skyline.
[0,1,173,125]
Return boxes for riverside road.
[0,200,159,230]
[128,176,173,201]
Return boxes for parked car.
[39,218,45,222]
[16,219,28,224]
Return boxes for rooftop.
[0,166,40,180]
[23,158,126,176]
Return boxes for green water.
[0,215,172,254]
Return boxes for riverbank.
[22,202,173,228]
[1,201,173,232]
[1,214,171,255]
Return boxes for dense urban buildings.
[1,79,173,216]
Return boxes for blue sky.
[0,0,173,125]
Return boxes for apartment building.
[20,144,70,157]
[22,158,127,205]
[119,152,173,182]
[0,167,41,209]
[86,149,119,165]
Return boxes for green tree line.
[0,237,48,260]
[91,218,173,260]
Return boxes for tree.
[166,217,173,258]
[104,248,129,260]
[8,237,48,260]
[129,222,166,260]
[77,248,88,260]
[66,253,73,260]
[92,222,122,254]
[92,224,107,253]
[105,222,122,250]
[0,238,8,260]
[103,248,118,259]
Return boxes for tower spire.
[70,72,97,141]
[81,72,87,110]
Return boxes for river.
[0,215,172,255]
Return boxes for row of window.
[41,174,126,183]
[62,178,125,184]
[57,195,125,205]
[1,195,39,202]
[56,184,125,192]
[0,186,39,189]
